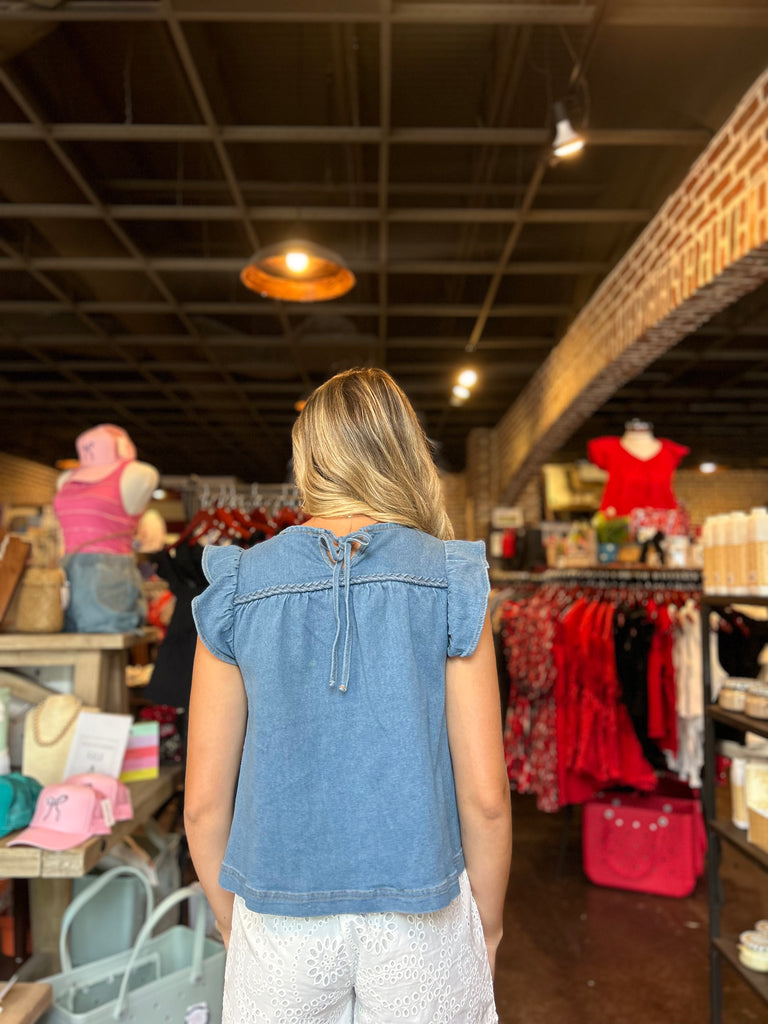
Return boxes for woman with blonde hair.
[185,367,512,1023]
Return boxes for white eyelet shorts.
[222,870,498,1023]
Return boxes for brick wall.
[516,477,544,526]
[464,428,499,540]
[493,67,768,503]
[0,452,58,510]
[676,468,768,526]
[440,471,467,539]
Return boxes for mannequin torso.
[587,424,690,516]
[57,460,159,516]
[52,424,157,631]
[619,427,662,461]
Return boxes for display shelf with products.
[0,629,160,714]
[706,706,768,741]
[713,936,768,1005]
[0,766,183,879]
[0,766,184,973]
[701,595,768,1024]
[708,819,768,871]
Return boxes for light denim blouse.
[192,522,490,916]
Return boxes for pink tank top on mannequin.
[53,461,141,555]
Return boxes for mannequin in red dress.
[587,419,689,518]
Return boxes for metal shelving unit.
[701,594,768,1024]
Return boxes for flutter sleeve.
[663,439,691,466]
[191,544,244,664]
[445,539,491,658]
[587,436,615,470]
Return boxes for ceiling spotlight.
[457,368,478,389]
[552,100,585,159]
[699,462,718,474]
[452,384,471,401]
[449,395,465,408]
[241,239,356,302]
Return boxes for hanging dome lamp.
[240,239,356,302]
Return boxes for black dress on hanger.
[144,543,208,709]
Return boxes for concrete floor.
[494,793,768,1024]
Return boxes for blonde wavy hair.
[292,367,454,541]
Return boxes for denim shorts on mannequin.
[64,552,146,632]
[222,869,498,1024]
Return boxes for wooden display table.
[0,767,184,968]
[0,629,159,714]
[0,983,52,1024]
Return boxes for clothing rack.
[499,565,705,820]
[492,567,701,588]
[161,475,301,521]
[191,482,301,519]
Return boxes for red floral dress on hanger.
[501,591,560,812]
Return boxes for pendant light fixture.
[240,239,356,302]
[552,100,585,159]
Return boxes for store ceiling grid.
[0,1,767,479]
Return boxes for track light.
[552,100,584,159]
[457,368,478,388]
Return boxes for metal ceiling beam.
[658,350,768,362]
[0,124,711,146]
[0,256,610,275]
[608,6,768,28]
[0,300,571,317]
[618,386,768,400]
[0,203,650,224]
[7,3,767,28]
[0,3,594,26]
[0,67,288,473]
[3,333,555,350]
[0,378,521,397]
[104,178,604,198]
[0,358,539,376]
[0,242,254,469]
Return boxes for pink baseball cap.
[65,773,133,823]
[69,424,137,483]
[7,783,111,851]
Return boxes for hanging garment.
[501,591,560,812]
[614,606,667,771]
[504,579,696,812]
[646,603,678,758]
[145,543,208,709]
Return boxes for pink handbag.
[582,791,707,898]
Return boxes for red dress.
[646,603,678,756]
[502,591,560,812]
[587,436,689,515]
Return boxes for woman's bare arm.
[184,638,247,949]
[445,612,512,977]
